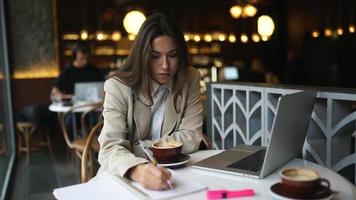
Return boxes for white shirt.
[149,82,169,140]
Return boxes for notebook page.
[53,177,139,200]
[131,170,207,200]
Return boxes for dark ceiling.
[57,0,277,34]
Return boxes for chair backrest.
[201,134,213,150]
[81,120,103,183]
[60,102,102,150]
[80,103,103,135]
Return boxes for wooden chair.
[60,102,102,160]
[17,122,52,164]
[81,120,103,183]
[201,134,213,150]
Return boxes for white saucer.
[157,154,190,168]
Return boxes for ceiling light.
[193,35,201,42]
[230,5,243,19]
[128,34,136,41]
[80,30,88,40]
[112,31,121,41]
[96,32,107,41]
[63,33,79,40]
[228,34,236,43]
[261,35,268,41]
[240,34,248,43]
[184,34,190,41]
[312,31,320,38]
[252,33,260,42]
[257,15,275,37]
[204,34,213,42]
[123,11,146,35]
[337,27,343,36]
[243,4,257,18]
[324,28,332,37]
[218,34,226,41]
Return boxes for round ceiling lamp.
[230,5,243,19]
[311,30,320,38]
[228,34,236,43]
[257,15,275,38]
[80,30,88,40]
[204,34,213,42]
[252,33,260,42]
[240,34,248,43]
[123,10,146,35]
[337,27,343,36]
[324,28,332,37]
[112,31,122,41]
[242,4,257,18]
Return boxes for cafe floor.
[8,133,82,200]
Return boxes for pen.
[139,141,174,190]
[206,189,255,199]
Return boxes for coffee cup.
[280,168,330,197]
[151,141,183,163]
[61,96,73,106]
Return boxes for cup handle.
[316,178,331,195]
[320,178,330,189]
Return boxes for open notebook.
[53,171,206,200]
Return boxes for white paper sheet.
[131,170,207,200]
[53,177,139,200]
[53,171,206,200]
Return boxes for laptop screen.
[74,82,104,102]
[224,66,239,80]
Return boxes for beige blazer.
[97,67,204,178]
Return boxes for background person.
[245,57,267,82]
[245,57,279,84]
[97,13,207,190]
[50,42,104,102]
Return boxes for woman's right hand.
[128,163,172,190]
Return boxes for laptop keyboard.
[227,149,267,172]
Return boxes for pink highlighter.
[206,189,255,199]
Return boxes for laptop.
[193,91,317,179]
[74,81,105,102]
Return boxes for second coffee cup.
[280,168,330,197]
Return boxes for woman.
[98,13,205,190]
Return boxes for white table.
[174,150,356,199]
[49,101,100,113]
[49,101,102,138]
[54,150,356,200]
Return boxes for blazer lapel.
[162,93,182,136]
[133,91,151,140]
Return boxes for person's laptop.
[193,91,317,179]
[74,81,104,102]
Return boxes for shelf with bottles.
[63,41,131,57]
[191,52,226,94]
[61,39,129,71]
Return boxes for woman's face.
[150,35,179,84]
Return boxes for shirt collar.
[151,79,173,97]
